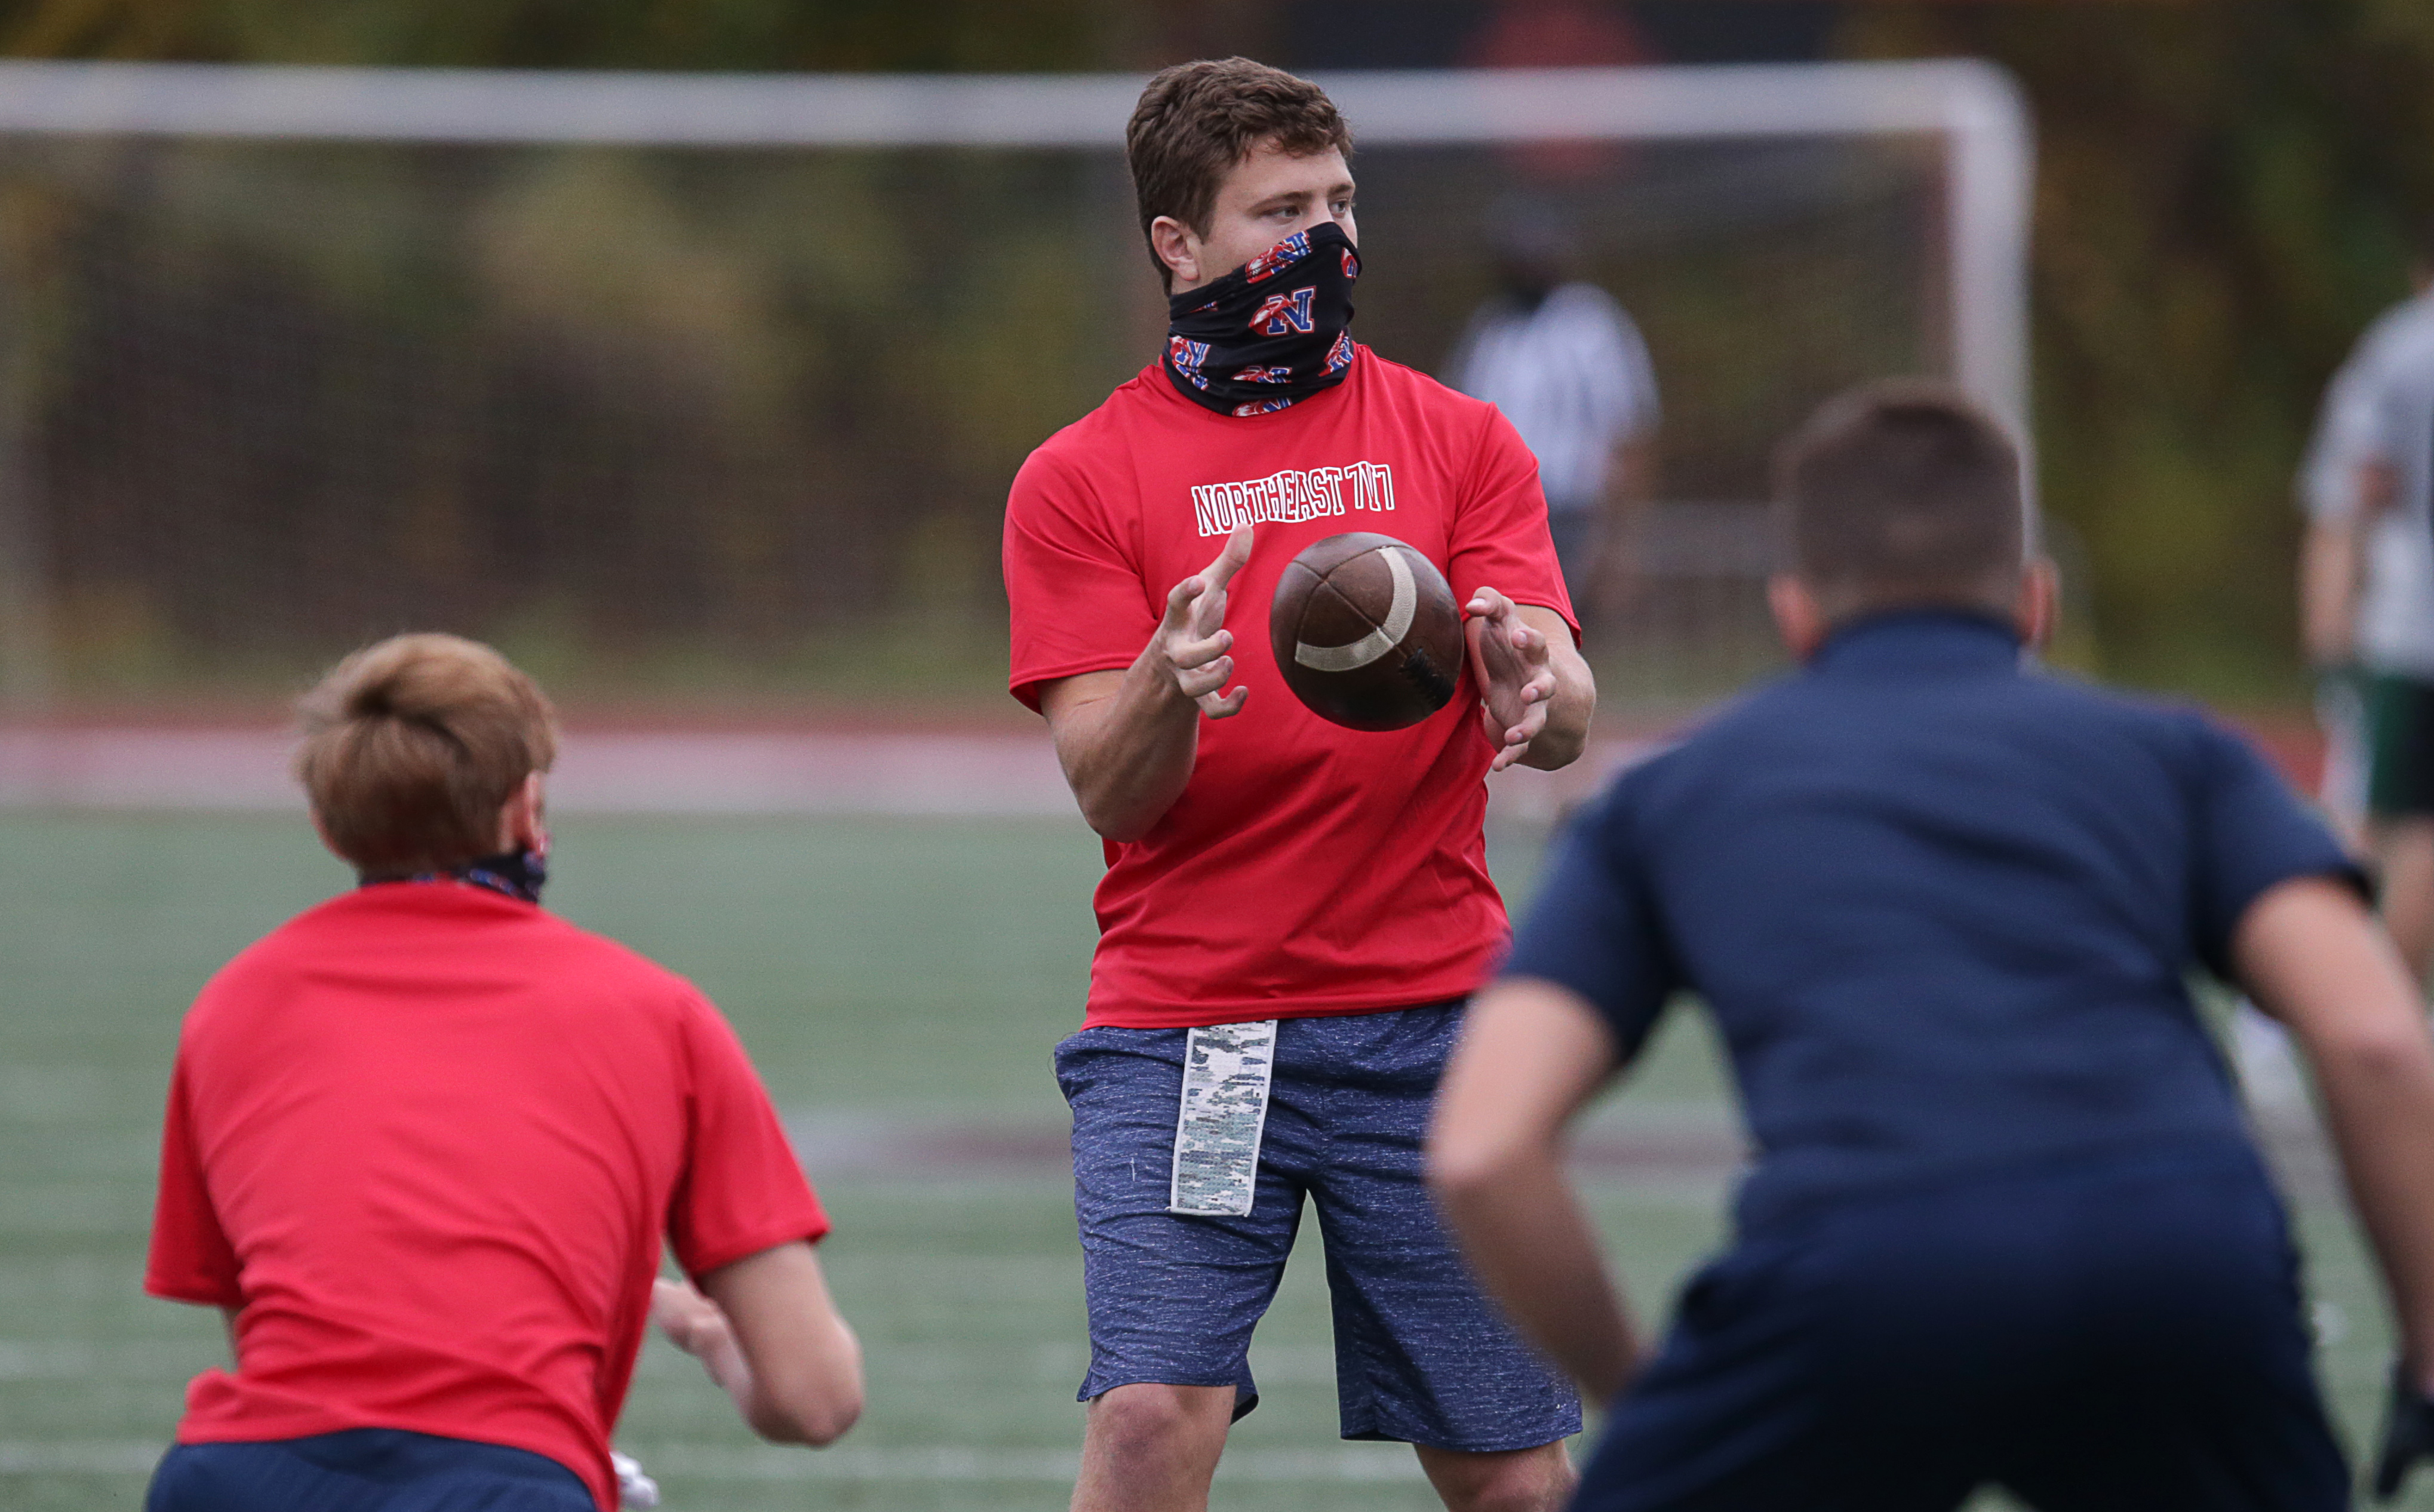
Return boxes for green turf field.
[0,811,2418,1510]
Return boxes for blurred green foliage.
[0,0,1116,73]
[2,0,2421,703]
[1842,1,2434,700]
[8,136,1145,698]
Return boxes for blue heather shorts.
[147,1428,592,1512]
[1053,1001,1581,1452]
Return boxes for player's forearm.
[2300,520,2360,668]
[735,1315,865,1446]
[691,1325,770,1425]
[662,1300,818,1442]
[1516,644,1596,772]
[2239,879,2434,1384]
[1056,652,1203,841]
[2315,1038,2434,1387]
[1431,1142,1638,1404]
[687,1246,865,1446]
[1431,981,1634,1396]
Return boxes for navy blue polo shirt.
[1507,610,2359,1233]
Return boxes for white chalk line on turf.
[0,1442,1428,1483]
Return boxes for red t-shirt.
[1003,349,1575,1029]
[145,882,828,1512]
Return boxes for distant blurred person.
[2299,229,2434,988]
[1449,204,1659,617]
[143,634,860,1512]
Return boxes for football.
[1268,532,1465,731]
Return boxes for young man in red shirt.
[1003,59,1596,1512]
[144,634,862,1512]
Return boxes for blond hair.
[296,634,558,874]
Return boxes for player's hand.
[1464,586,1556,772]
[2374,1360,2434,1500]
[1153,523,1253,720]
[651,1275,736,1360]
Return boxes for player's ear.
[2015,557,2060,651]
[1767,574,1829,662]
[498,770,549,857]
[1149,215,1201,290]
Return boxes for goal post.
[0,59,2031,714]
[0,59,2030,421]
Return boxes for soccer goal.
[0,60,2028,715]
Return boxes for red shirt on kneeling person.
[143,633,861,1512]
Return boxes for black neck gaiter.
[361,847,548,905]
[1164,222,1361,417]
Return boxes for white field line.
[0,727,1649,818]
[0,1440,1431,1482]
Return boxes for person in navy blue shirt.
[1429,381,2434,1510]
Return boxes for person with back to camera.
[1001,57,1597,1512]
[142,633,862,1512]
[1431,382,2434,1510]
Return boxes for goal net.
[0,62,2027,717]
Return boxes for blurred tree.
[8,0,2420,702]
[0,0,1116,72]
[1841,1,2434,697]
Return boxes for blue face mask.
[1163,222,1362,418]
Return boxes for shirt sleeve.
[2358,330,2417,480]
[1502,784,1682,1058]
[145,1056,242,1308]
[1003,443,1157,712]
[2186,715,2368,977]
[2299,356,2382,522]
[668,994,831,1281]
[1450,401,1578,635]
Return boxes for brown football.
[1268,532,1465,732]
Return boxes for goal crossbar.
[0,59,2031,714]
[0,58,2030,429]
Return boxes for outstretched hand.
[1464,586,1556,772]
[1154,524,1253,720]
